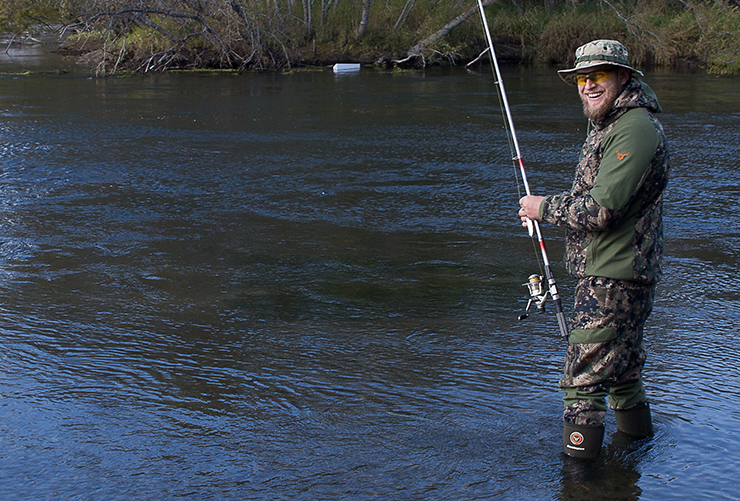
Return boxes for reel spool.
[518,274,549,320]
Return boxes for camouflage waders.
[560,276,655,427]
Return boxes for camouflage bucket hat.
[558,39,643,85]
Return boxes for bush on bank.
[2,0,739,75]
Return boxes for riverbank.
[3,0,739,75]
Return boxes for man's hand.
[518,195,545,228]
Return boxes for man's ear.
[620,68,631,86]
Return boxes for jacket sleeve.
[540,109,660,231]
[539,191,610,232]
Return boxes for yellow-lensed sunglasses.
[575,70,614,86]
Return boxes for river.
[0,40,738,500]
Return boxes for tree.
[357,0,371,41]
[1,0,65,49]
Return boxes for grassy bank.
[4,0,739,75]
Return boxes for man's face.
[577,65,627,121]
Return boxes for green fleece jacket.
[540,78,670,284]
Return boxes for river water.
[0,42,738,500]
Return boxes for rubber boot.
[615,402,653,438]
[563,422,604,459]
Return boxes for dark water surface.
[1,43,739,500]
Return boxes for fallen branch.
[394,0,500,65]
[466,48,488,67]
[3,35,16,54]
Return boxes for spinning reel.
[518,274,549,320]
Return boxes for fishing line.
[476,0,569,339]
[490,83,544,276]
[492,83,544,277]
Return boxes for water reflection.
[0,34,75,74]
[0,62,739,499]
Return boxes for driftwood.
[466,48,489,67]
[465,43,517,68]
[394,0,500,65]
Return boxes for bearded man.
[518,40,670,459]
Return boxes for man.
[518,40,669,459]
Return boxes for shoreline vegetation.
[1,0,738,76]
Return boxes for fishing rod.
[476,0,569,339]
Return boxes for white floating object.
[333,63,361,74]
